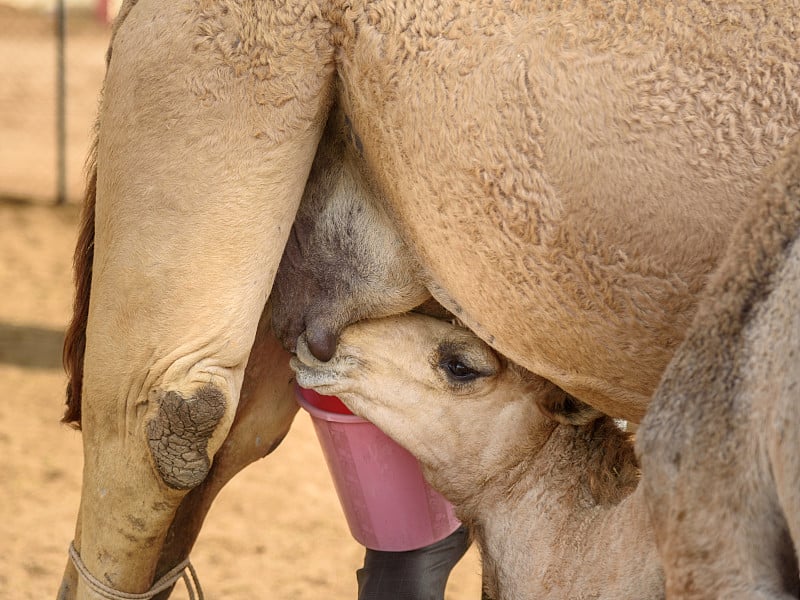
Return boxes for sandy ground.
[0,6,482,598]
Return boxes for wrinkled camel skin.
[637,136,800,599]
[62,0,800,597]
[291,314,663,600]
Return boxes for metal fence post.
[55,0,66,205]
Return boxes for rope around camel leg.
[68,541,204,600]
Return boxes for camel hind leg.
[743,155,800,577]
[63,0,334,597]
[759,237,800,570]
[639,136,800,599]
[58,304,300,600]
[638,381,797,599]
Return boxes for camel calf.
[291,313,664,600]
[637,137,800,598]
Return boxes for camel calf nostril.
[306,327,338,362]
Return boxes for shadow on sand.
[0,322,65,370]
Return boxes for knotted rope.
[69,541,204,600]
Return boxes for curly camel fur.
[292,314,663,599]
[282,1,800,422]
[637,135,800,598]
[60,1,799,597]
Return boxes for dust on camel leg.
[65,0,334,597]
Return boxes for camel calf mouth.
[146,385,226,490]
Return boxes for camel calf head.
[291,313,599,503]
[290,314,659,600]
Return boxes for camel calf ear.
[537,386,602,426]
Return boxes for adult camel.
[59,0,800,598]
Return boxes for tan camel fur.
[291,313,663,600]
[287,1,800,422]
[637,136,800,599]
[61,0,799,596]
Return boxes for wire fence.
[0,1,111,205]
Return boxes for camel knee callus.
[146,385,227,490]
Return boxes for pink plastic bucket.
[296,385,461,551]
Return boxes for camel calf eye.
[442,358,479,381]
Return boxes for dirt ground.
[0,6,482,598]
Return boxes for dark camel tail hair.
[61,137,97,428]
[60,0,138,427]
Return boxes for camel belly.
[333,0,800,420]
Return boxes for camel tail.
[62,137,97,428]
[61,1,141,428]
